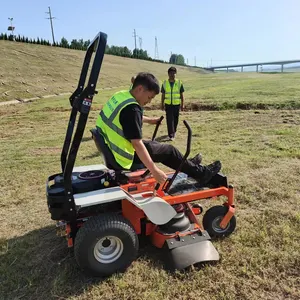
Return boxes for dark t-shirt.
[119,104,143,140]
[161,80,185,93]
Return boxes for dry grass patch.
[0,96,299,299]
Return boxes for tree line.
[0,33,187,66]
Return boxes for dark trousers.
[133,140,205,179]
[165,104,180,138]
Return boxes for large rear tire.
[74,214,139,277]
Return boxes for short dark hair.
[168,66,177,74]
[132,72,160,94]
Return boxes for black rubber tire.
[74,214,139,277]
[203,205,236,238]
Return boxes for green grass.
[0,41,300,300]
[0,97,300,300]
[0,40,207,103]
[1,40,300,110]
[183,72,300,110]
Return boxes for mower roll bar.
[60,32,107,192]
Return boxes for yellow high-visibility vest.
[96,90,139,169]
[163,79,182,105]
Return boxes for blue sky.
[1,0,299,67]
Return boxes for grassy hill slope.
[0,41,206,103]
[1,41,300,110]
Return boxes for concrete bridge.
[205,59,300,72]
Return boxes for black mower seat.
[90,127,144,172]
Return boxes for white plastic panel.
[74,187,177,225]
[74,187,128,207]
[133,194,177,225]
[73,164,108,173]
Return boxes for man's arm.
[161,93,165,110]
[180,92,184,111]
[180,82,185,111]
[161,83,165,110]
[143,115,161,125]
[131,139,167,184]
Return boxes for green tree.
[78,38,84,50]
[169,54,178,64]
[176,54,185,65]
[133,48,149,59]
[70,39,79,49]
[83,39,90,50]
[60,37,69,48]
[169,53,185,65]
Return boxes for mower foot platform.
[164,231,219,271]
[167,173,228,196]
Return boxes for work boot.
[197,160,222,185]
[190,153,202,165]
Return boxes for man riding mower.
[46,31,236,277]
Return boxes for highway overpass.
[205,60,300,72]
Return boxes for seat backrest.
[90,128,124,171]
[90,127,145,172]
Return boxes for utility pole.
[187,58,189,65]
[194,56,196,66]
[8,17,14,36]
[133,29,137,56]
[46,6,55,45]
[154,36,159,59]
[139,36,142,49]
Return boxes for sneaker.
[190,153,202,165]
[198,160,222,185]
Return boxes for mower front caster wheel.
[74,214,139,277]
[203,205,236,238]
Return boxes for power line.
[132,29,137,52]
[45,6,56,44]
[154,36,159,59]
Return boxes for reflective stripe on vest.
[163,79,181,105]
[96,91,138,169]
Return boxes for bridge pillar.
[241,66,243,72]
[256,65,258,72]
[281,64,284,72]
[226,67,229,73]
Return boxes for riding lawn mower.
[46,32,236,277]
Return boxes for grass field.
[0,42,300,300]
[0,40,207,103]
[1,40,300,110]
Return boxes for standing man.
[161,67,184,141]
